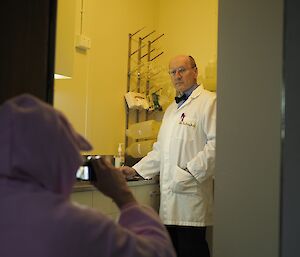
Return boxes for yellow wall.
[156,0,218,80]
[54,0,218,155]
[54,0,158,155]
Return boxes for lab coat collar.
[176,84,204,110]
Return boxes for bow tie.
[175,94,188,103]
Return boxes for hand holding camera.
[89,157,137,209]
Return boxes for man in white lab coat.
[121,55,216,257]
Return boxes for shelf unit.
[125,28,165,165]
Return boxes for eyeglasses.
[168,66,196,77]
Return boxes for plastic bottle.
[126,120,161,140]
[126,140,155,158]
[114,143,125,167]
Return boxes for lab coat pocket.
[172,166,198,194]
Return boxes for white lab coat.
[133,85,216,226]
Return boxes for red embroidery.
[181,113,185,121]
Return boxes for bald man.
[121,55,216,257]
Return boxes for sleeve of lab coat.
[187,93,216,183]
[132,140,161,179]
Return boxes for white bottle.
[114,143,125,167]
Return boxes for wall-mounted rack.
[125,28,165,163]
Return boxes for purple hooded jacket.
[0,94,175,257]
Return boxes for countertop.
[73,177,159,192]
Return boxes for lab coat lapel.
[176,85,203,111]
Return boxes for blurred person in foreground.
[121,55,216,257]
[0,94,176,257]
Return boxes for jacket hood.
[0,94,92,197]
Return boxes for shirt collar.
[183,84,198,98]
[176,84,199,107]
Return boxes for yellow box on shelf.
[126,140,155,158]
[126,120,161,140]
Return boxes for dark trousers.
[166,225,210,257]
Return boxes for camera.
[76,155,100,181]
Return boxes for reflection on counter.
[126,174,143,181]
[73,174,158,192]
